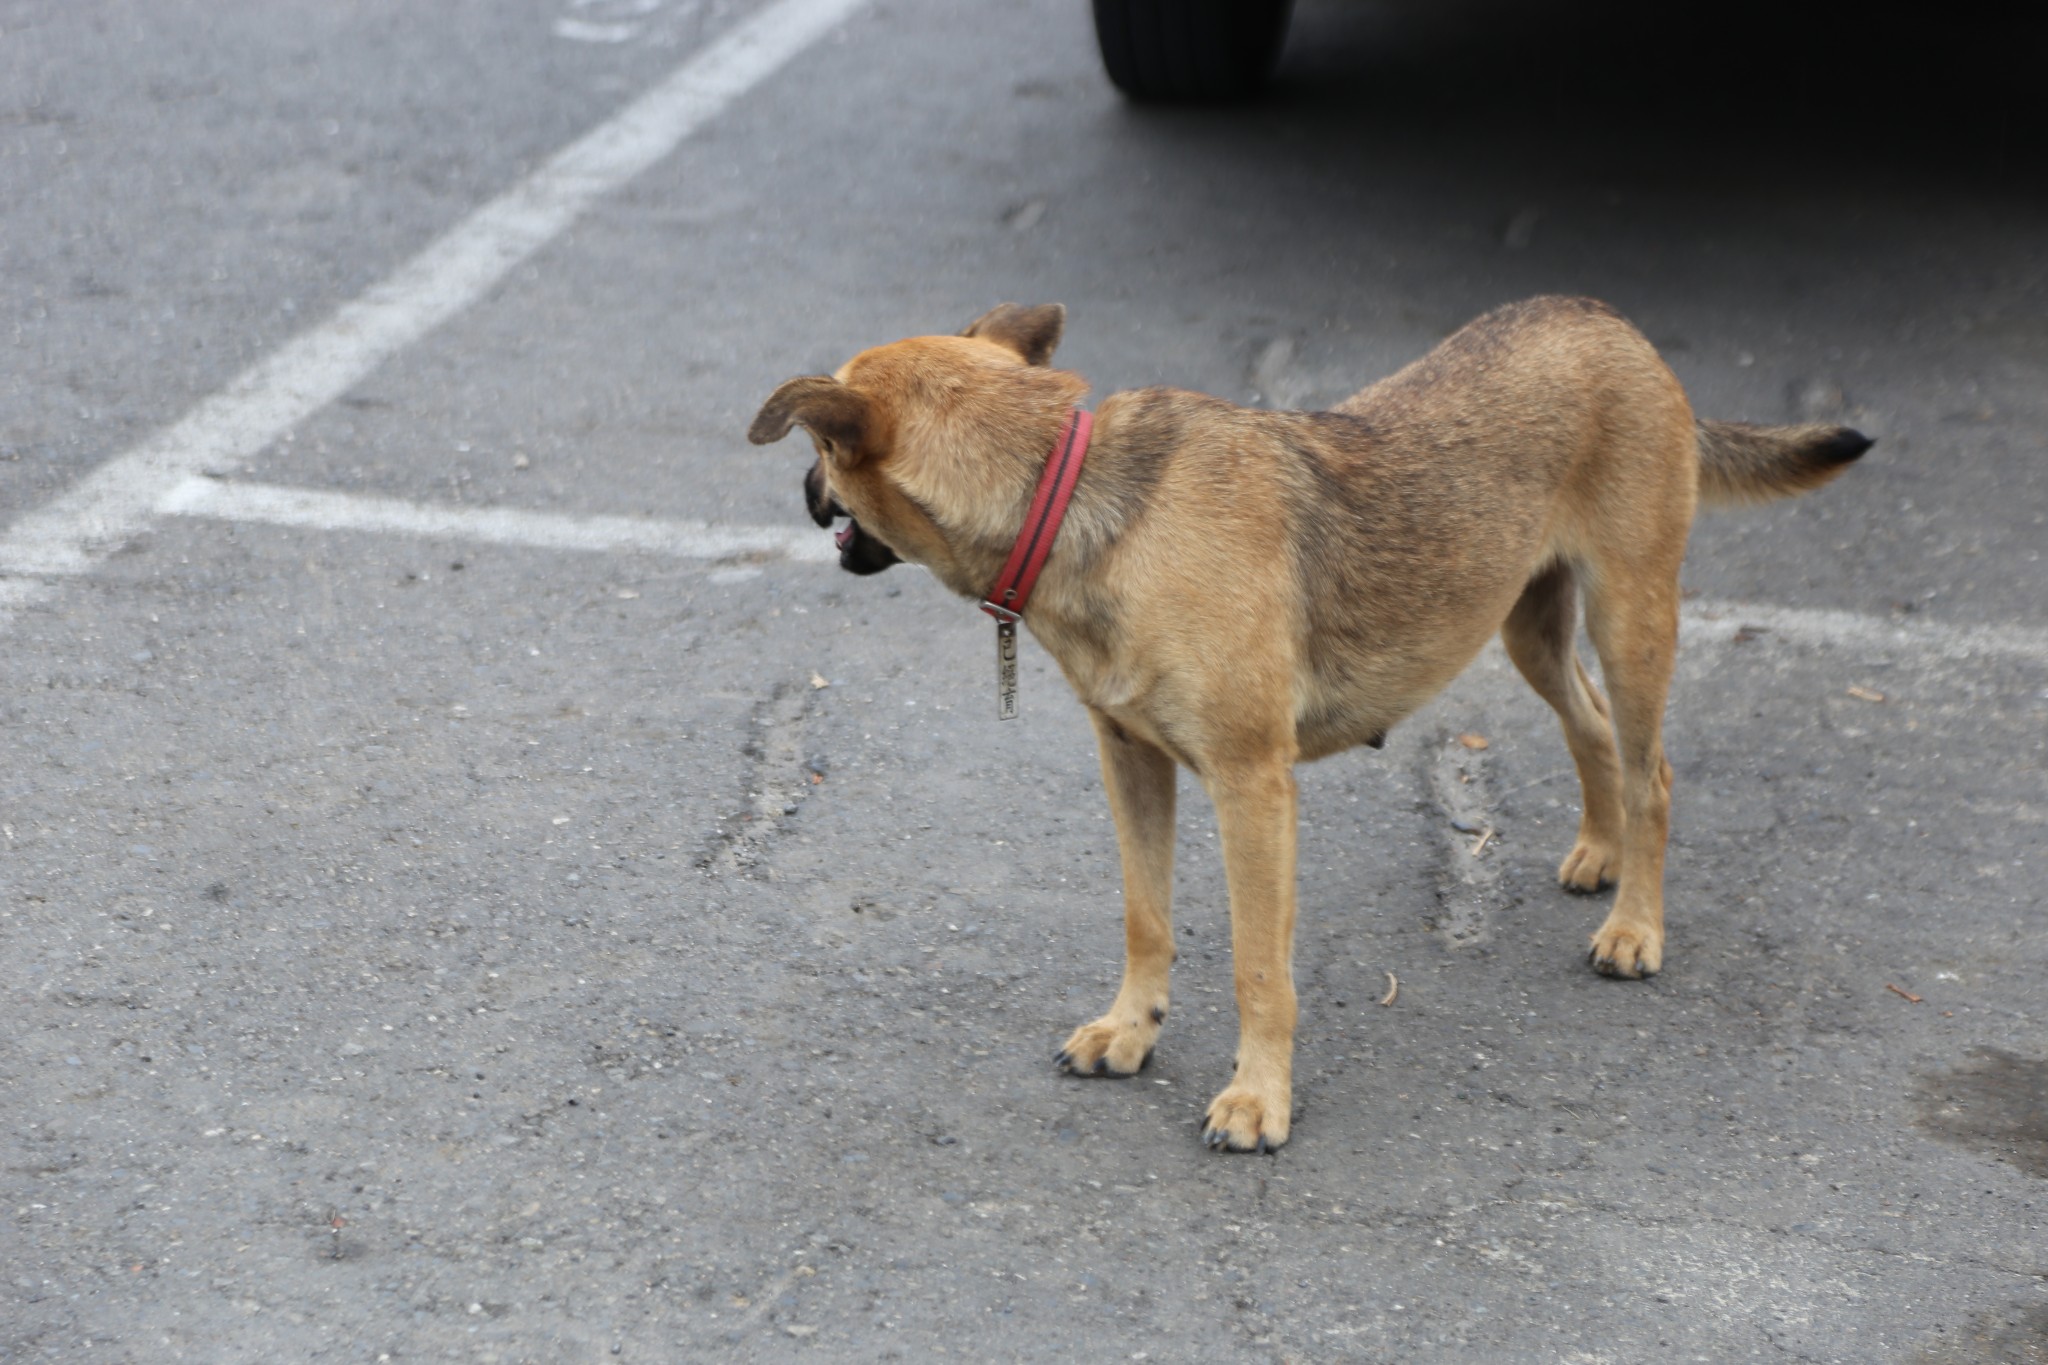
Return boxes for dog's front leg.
[1196,757,1302,1154]
[1057,711,1176,1077]
[1202,758,1298,1152]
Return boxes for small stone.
[1003,199,1045,231]
[1795,378,1846,419]
[1249,335,1300,408]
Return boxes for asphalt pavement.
[3,1,2045,1360]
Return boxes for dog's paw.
[1055,1006,1162,1078]
[1200,1082,1290,1153]
[1557,835,1621,892]
[1588,916,1662,979]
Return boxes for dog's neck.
[954,432,1138,609]
[887,369,1115,599]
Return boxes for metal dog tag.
[995,618,1019,720]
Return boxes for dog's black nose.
[803,460,841,528]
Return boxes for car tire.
[1091,0,1294,101]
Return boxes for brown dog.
[749,297,1868,1152]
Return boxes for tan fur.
[749,296,1869,1153]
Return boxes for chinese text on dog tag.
[995,618,1019,720]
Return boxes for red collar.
[980,407,1093,623]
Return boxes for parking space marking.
[1679,599,2048,666]
[159,476,836,563]
[0,0,867,628]
[153,474,2048,665]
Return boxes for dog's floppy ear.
[747,376,872,465]
[960,302,1065,366]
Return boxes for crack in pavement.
[1416,729,1503,949]
[699,679,818,879]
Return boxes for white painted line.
[154,475,2048,667]
[160,476,836,563]
[0,0,866,624]
[1680,599,2048,666]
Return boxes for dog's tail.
[1695,420,1872,507]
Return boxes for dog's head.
[748,303,1082,592]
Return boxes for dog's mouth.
[831,516,900,575]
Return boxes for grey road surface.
[4,1,2045,1361]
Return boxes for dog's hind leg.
[1057,711,1177,1078]
[1578,560,1681,979]
[1501,560,1626,892]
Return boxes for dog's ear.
[747,376,872,466]
[960,302,1065,366]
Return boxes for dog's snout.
[802,456,896,573]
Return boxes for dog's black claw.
[1055,1050,1074,1072]
[1090,1057,1108,1077]
[1138,1048,1155,1072]
[1254,1136,1269,1155]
